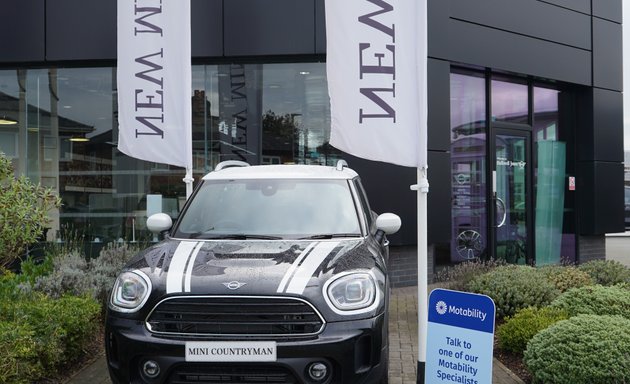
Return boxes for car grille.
[146,296,324,336]
[167,364,297,384]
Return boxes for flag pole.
[412,166,429,383]
[184,168,194,199]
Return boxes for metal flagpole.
[412,166,429,383]
[184,168,194,199]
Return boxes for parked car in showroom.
[105,160,401,384]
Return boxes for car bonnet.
[124,238,382,297]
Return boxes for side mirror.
[376,213,401,235]
[146,213,173,234]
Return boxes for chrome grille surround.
[145,295,326,337]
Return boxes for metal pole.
[184,168,194,199]
[412,166,429,383]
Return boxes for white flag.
[326,0,427,168]
[117,0,192,169]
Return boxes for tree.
[0,152,61,269]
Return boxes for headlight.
[109,270,152,313]
[324,271,380,315]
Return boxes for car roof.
[202,163,359,181]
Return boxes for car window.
[174,179,361,239]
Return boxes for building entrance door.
[492,129,532,264]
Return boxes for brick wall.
[578,235,606,263]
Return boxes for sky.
[624,2,629,151]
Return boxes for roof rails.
[336,159,349,171]
[214,160,250,171]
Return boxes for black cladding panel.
[592,0,622,23]
[0,0,45,63]
[578,161,625,235]
[191,0,223,57]
[315,0,326,54]
[433,19,591,86]
[539,0,591,14]
[224,0,315,56]
[592,88,624,162]
[46,0,116,61]
[592,18,623,91]
[449,0,591,50]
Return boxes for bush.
[34,250,91,298]
[496,307,568,355]
[434,258,506,291]
[538,265,594,292]
[468,265,559,318]
[34,241,138,302]
[0,294,100,382]
[549,284,630,318]
[524,315,630,384]
[578,259,630,286]
[0,152,61,268]
[0,321,42,384]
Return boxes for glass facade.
[0,63,339,245]
[447,69,576,267]
[0,63,579,266]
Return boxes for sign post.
[425,289,496,384]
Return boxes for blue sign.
[425,289,496,384]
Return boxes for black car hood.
[125,237,384,298]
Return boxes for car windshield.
[174,178,362,239]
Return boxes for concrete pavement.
[66,285,524,384]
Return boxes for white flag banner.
[117,0,192,169]
[325,0,427,168]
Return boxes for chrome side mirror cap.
[146,213,173,234]
[376,213,401,235]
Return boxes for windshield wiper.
[299,233,361,240]
[188,233,283,240]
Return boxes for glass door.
[492,129,531,264]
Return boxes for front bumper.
[105,314,387,384]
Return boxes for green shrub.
[538,265,594,292]
[496,307,568,355]
[434,258,506,291]
[468,265,559,318]
[549,284,630,318]
[524,315,630,384]
[0,152,61,268]
[578,259,630,286]
[1,293,100,373]
[0,321,43,384]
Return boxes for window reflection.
[0,63,340,246]
[491,79,528,124]
[450,72,488,262]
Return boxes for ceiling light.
[0,116,17,125]
[69,137,89,142]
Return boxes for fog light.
[308,362,328,381]
[143,360,160,378]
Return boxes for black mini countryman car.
[105,160,401,384]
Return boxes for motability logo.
[435,300,487,322]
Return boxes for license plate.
[185,341,277,362]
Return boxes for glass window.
[0,63,339,246]
[449,72,488,263]
[533,87,559,140]
[532,86,575,264]
[491,78,528,124]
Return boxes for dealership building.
[0,0,624,285]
